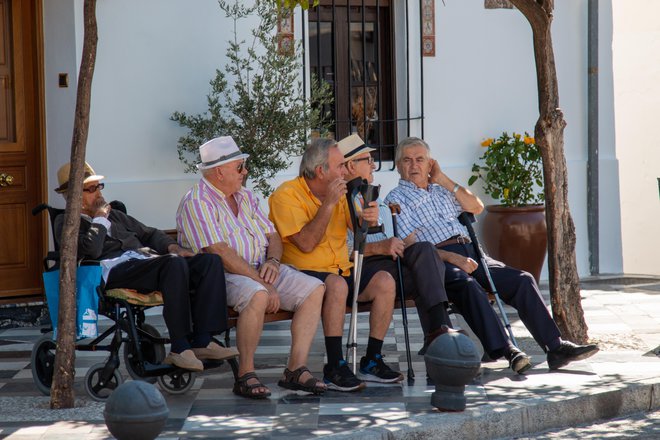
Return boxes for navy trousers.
[442,242,561,358]
[106,253,229,339]
[362,242,451,331]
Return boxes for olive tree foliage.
[172,0,333,197]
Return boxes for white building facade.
[1,0,657,303]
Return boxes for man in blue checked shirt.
[338,134,458,356]
[384,137,599,373]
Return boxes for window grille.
[304,1,424,170]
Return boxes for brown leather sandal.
[277,366,326,395]
[232,372,271,399]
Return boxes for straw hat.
[54,162,104,193]
[197,136,249,171]
[337,134,376,162]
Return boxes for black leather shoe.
[505,346,532,374]
[547,340,599,370]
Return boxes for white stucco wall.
[41,0,632,279]
[43,0,263,228]
[610,0,660,276]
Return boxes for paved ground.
[0,276,659,439]
[505,409,660,439]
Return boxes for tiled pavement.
[0,276,659,439]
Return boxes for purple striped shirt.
[176,179,275,266]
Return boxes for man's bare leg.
[286,285,325,387]
[357,271,396,340]
[236,291,269,395]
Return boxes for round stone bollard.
[424,331,481,411]
[104,381,169,440]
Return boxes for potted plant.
[468,132,546,282]
[171,1,333,197]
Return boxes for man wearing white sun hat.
[177,136,326,399]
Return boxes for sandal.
[232,372,271,399]
[278,366,326,395]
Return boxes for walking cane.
[345,178,379,373]
[388,203,415,385]
[458,212,518,347]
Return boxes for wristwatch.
[452,183,460,193]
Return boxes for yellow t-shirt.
[268,176,352,275]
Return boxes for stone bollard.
[424,331,481,411]
[104,381,169,440]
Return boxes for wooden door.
[0,0,45,303]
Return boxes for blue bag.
[42,265,102,339]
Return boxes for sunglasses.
[82,183,105,193]
[237,160,247,173]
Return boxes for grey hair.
[395,137,430,165]
[300,138,337,179]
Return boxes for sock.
[366,337,383,360]
[171,337,191,354]
[191,333,211,349]
[546,338,562,352]
[427,303,452,333]
[325,336,343,366]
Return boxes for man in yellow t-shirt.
[269,138,402,392]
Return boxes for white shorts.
[225,264,324,313]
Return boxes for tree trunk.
[50,0,98,409]
[509,0,589,343]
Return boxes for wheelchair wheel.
[84,362,123,402]
[157,370,196,395]
[123,323,165,383]
[30,333,57,396]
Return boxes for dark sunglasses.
[82,183,105,193]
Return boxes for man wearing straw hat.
[53,162,237,373]
[177,136,326,399]
[338,134,457,355]
[269,138,402,392]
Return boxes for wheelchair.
[30,202,238,401]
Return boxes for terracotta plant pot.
[480,204,547,283]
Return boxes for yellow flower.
[513,133,521,140]
[524,136,535,145]
[503,188,510,199]
[481,138,493,147]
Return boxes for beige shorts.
[225,264,324,313]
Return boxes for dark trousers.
[363,242,451,332]
[106,253,229,339]
[442,242,561,358]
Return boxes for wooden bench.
[226,298,418,329]
[162,229,419,329]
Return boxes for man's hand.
[361,201,380,226]
[325,178,347,206]
[402,230,417,247]
[381,237,405,259]
[259,259,280,284]
[168,243,195,257]
[92,198,111,218]
[429,158,445,185]
[265,284,280,313]
[439,249,479,274]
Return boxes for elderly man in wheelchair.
[52,161,238,373]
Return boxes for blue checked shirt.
[383,179,468,245]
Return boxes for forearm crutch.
[345,178,379,373]
[458,212,518,348]
[388,203,415,384]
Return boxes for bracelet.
[267,257,281,266]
